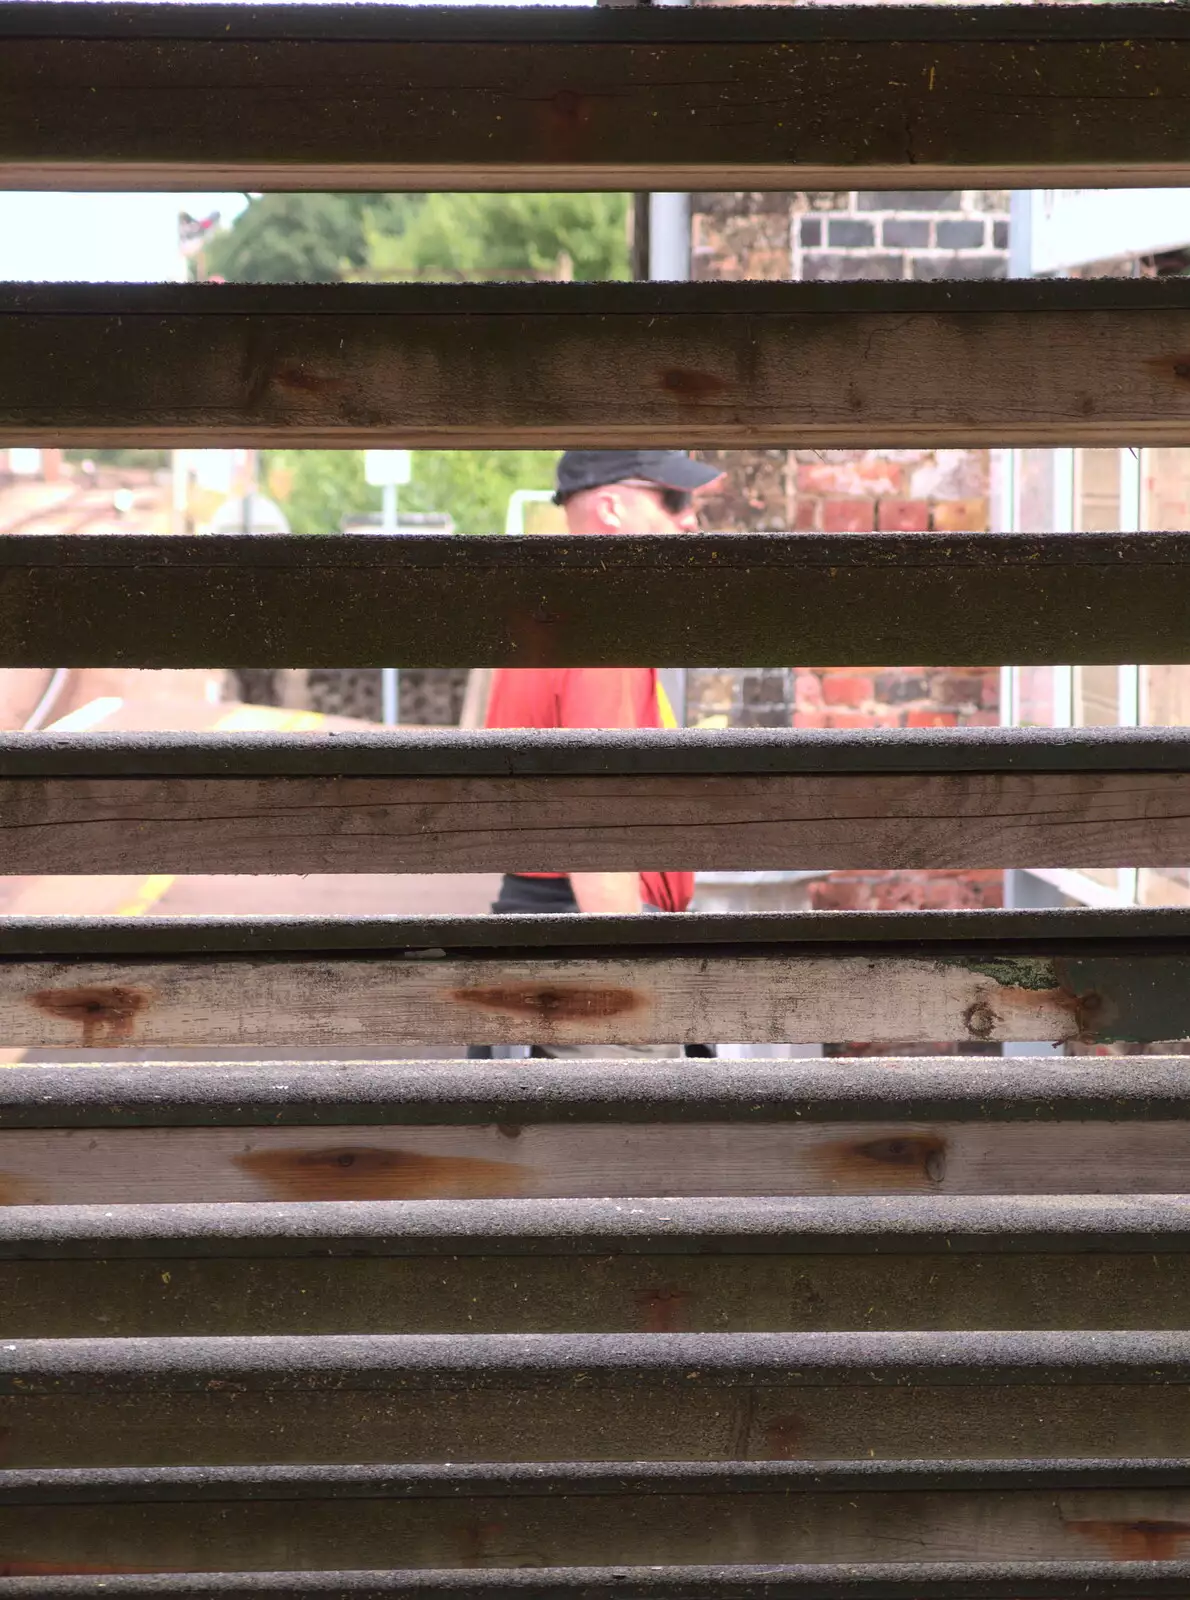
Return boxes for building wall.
[690,188,1008,913]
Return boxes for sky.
[0,0,591,282]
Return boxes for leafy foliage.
[213,192,629,532]
[264,449,558,536]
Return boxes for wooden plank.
[3,1057,1186,1125]
[6,529,1190,668]
[6,1471,1190,1574]
[7,1250,1190,1338]
[5,942,1190,1047]
[5,5,1190,191]
[7,752,1190,873]
[3,1119,1189,1205]
[10,1196,1186,1334]
[2,1331,1189,1468]
[4,281,1190,450]
[3,1562,1190,1600]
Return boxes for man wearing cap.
[484,448,724,928]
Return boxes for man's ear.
[593,490,623,532]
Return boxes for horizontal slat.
[12,1196,1189,1335]
[5,531,1190,666]
[3,1331,1190,1468]
[5,1560,1190,1600]
[3,1057,1186,1125]
[5,4,1190,191]
[0,1061,1186,1204]
[4,1195,1187,1255]
[5,1464,1190,1574]
[5,904,1190,953]
[7,1120,1190,1204]
[4,280,1190,450]
[7,729,1190,874]
[5,941,1190,1047]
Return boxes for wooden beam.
[6,729,1190,872]
[4,941,1190,1047]
[4,281,1190,450]
[2,1331,1189,1468]
[4,5,1190,191]
[0,1562,1187,1600]
[7,1191,1190,1335]
[0,1059,1187,1203]
[5,1464,1190,1574]
[7,526,1190,667]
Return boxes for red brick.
[821,672,874,706]
[794,496,819,530]
[823,498,876,533]
[794,671,825,710]
[877,497,930,532]
[932,497,989,532]
[793,710,829,728]
[980,676,1001,710]
[905,709,958,727]
[929,671,988,710]
[960,711,1000,727]
[826,710,877,728]
[797,457,904,497]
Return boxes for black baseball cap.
[553,450,722,504]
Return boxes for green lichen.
[946,955,1058,992]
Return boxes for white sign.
[7,448,41,477]
[1014,188,1190,276]
[365,450,412,488]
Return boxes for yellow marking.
[656,681,679,730]
[928,65,936,90]
[114,874,176,918]
[110,705,328,918]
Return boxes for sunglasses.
[617,479,694,516]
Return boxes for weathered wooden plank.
[5,1470,1190,1574]
[10,1196,1186,1335]
[5,1120,1190,1205]
[4,942,1189,1047]
[4,1561,1190,1600]
[5,4,1190,191]
[8,1250,1190,1338]
[3,1057,1186,1125]
[5,903,1190,956]
[4,281,1190,450]
[7,759,1190,873]
[2,1331,1190,1468]
[5,530,1190,667]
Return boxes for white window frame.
[999,445,1143,909]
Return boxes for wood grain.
[6,1251,1188,1338]
[6,770,1190,877]
[2,1121,1188,1204]
[5,281,1190,449]
[7,531,1190,668]
[0,949,1110,1048]
[5,7,1190,191]
[4,1484,1190,1574]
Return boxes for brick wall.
[690,187,1007,915]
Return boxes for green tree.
[205,194,383,283]
[363,192,630,282]
[221,192,627,533]
[265,449,557,536]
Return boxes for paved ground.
[3,691,500,1061]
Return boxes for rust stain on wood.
[0,1173,35,1205]
[235,1144,531,1200]
[1066,1519,1190,1560]
[27,984,150,1047]
[449,983,643,1023]
[657,367,729,402]
[814,1132,948,1190]
[637,1286,691,1333]
[458,1518,508,1567]
[273,364,345,395]
[763,1413,804,1459]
